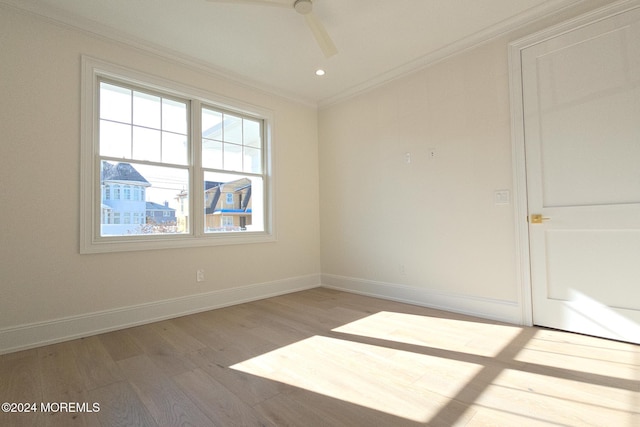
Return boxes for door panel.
[545,230,640,309]
[540,88,640,207]
[522,6,640,343]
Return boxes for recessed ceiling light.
[315,69,326,76]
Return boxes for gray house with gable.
[146,201,177,225]
[101,161,151,235]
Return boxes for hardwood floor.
[1,288,638,426]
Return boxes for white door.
[521,5,640,344]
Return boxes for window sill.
[80,231,276,254]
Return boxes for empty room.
[0,0,638,426]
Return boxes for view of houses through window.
[98,79,264,237]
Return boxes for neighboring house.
[175,178,252,232]
[174,188,189,233]
[101,162,151,235]
[146,201,176,224]
[205,178,252,231]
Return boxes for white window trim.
[80,56,275,254]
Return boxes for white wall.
[318,0,616,323]
[0,6,320,353]
[0,1,616,353]
[318,41,519,321]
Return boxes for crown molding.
[2,0,605,109]
[0,0,318,108]
[317,0,590,108]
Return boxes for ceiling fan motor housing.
[294,0,313,15]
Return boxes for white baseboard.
[321,274,523,325]
[0,274,320,355]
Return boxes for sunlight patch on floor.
[331,311,524,357]
[515,331,639,381]
[231,334,483,422]
[231,311,639,425]
[466,368,640,426]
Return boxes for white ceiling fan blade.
[205,0,291,8]
[304,11,337,58]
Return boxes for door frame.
[507,0,640,327]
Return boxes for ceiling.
[4,0,584,106]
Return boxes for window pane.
[101,161,188,236]
[162,98,187,134]
[203,171,262,233]
[100,82,131,123]
[223,114,242,144]
[203,139,223,169]
[243,119,261,148]
[162,132,188,165]
[202,108,223,140]
[133,126,161,162]
[133,91,161,128]
[223,143,243,171]
[100,120,131,158]
[87,69,271,253]
[244,146,262,173]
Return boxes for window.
[222,216,234,227]
[201,105,265,234]
[81,57,273,253]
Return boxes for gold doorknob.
[529,214,551,224]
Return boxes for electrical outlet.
[399,264,406,275]
[196,269,205,282]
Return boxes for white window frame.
[80,56,275,253]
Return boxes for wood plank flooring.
[1,288,638,426]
